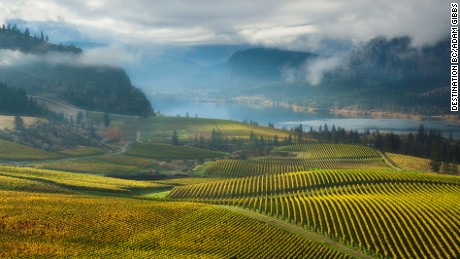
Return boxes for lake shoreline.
[228,96,460,125]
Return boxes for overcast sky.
[0,0,451,50]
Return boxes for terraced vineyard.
[0,175,74,194]
[0,190,349,258]
[276,144,380,159]
[170,169,460,259]
[127,142,226,160]
[206,144,388,177]
[0,166,167,193]
[170,169,460,199]
[35,155,154,175]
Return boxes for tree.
[14,115,25,131]
[429,144,441,172]
[76,111,84,125]
[103,112,111,128]
[24,28,30,37]
[172,130,180,145]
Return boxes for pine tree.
[172,130,180,145]
[14,115,25,131]
[103,112,111,128]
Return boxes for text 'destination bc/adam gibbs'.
[452,2,458,111]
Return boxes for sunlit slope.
[206,144,388,177]
[94,115,296,142]
[0,139,62,160]
[0,191,349,258]
[170,141,460,259]
[0,166,166,193]
[170,169,460,259]
[126,142,226,159]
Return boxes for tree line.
[304,123,459,174]
[0,83,47,116]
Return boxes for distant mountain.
[226,37,450,115]
[226,48,317,88]
[0,27,152,116]
[127,44,250,90]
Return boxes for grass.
[57,146,107,157]
[170,168,460,259]
[153,177,221,186]
[89,114,294,143]
[126,142,226,160]
[0,139,62,160]
[0,166,168,193]
[34,155,155,175]
[0,190,349,258]
[0,175,73,194]
[386,152,433,171]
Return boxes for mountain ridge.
[0,26,153,116]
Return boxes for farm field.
[206,144,388,177]
[0,139,62,160]
[127,142,226,160]
[0,166,167,193]
[34,155,155,175]
[386,152,433,172]
[170,167,460,259]
[56,146,107,157]
[0,190,349,258]
[91,114,295,143]
[1,128,459,258]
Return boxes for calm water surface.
[152,99,460,139]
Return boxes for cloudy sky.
[0,0,451,50]
[0,0,452,88]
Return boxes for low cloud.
[306,56,344,85]
[0,44,142,68]
[1,0,449,55]
[78,44,140,66]
[281,56,346,85]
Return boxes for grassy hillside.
[0,139,61,160]
[169,143,460,259]
[0,166,166,193]
[35,155,153,175]
[127,142,226,160]
[0,191,349,258]
[205,144,388,177]
[170,168,460,259]
[93,115,294,142]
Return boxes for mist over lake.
[152,98,460,139]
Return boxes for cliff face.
[224,37,450,114]
[0,27,152,116]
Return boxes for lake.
[151,99,460,139]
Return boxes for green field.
[91,115,296,143]
[0,190,349,258]
[170,167,460,259]
[127,142,227,160]
[35,155,155,175]
[205,144,388,177]
[0,139,62,160]
[57,146,107,157]
[2,117,459,259]
[0,166,167,193]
